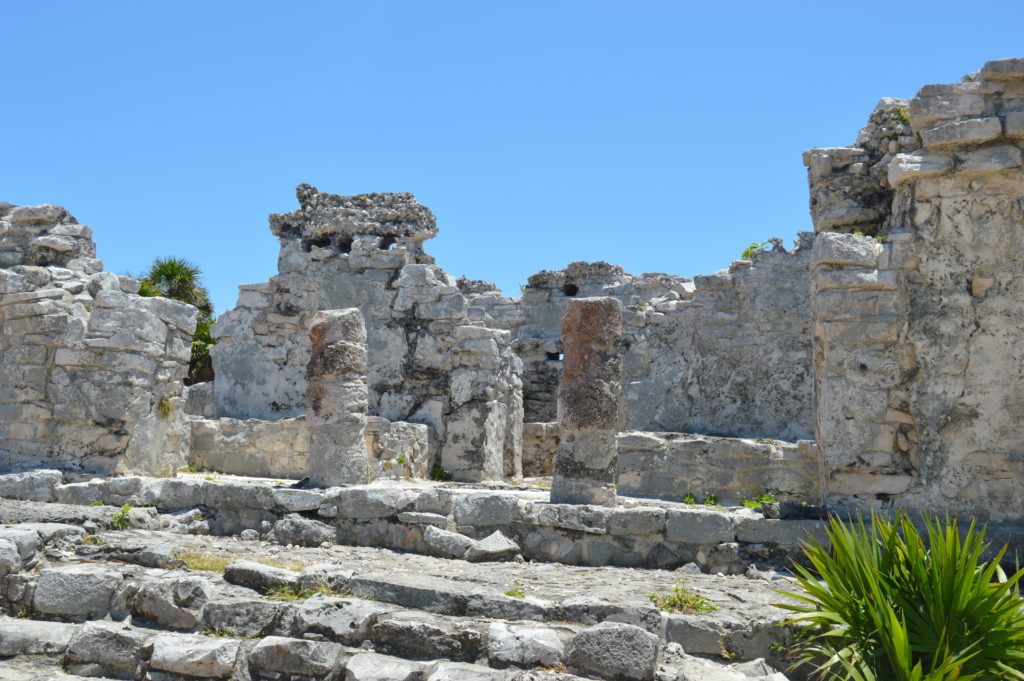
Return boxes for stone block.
[888,152,953,185]
[272,487,325,512]
[345,651,423,681]
[0,619,78,655]
[289,594,397,643]
[1005,111,1024,138]
[567,621,659,681]
[149,634,240,678]
[224,559,300,593]
[453,492,517,527]
[909,93,988,129]
[535,504,609,533]
[34,564,123,619]
[332,486,417,519]
[248,636,347,677]
[981,57,1024,80]
[467,589,552,621]
[607,507,667,535]
[131,575,213,630]
[665,508,735,544]
[64,621,154,679]
[423,525,474,558]
[920,116,1002,148]
[348,572,467,615]
[487,622,565,667]
[956,145,1023,174]
[734,518,828,548]
[812,232,880,268]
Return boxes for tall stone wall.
[513,251,816,441]
[212,185,523,479]
[811,59,1024,523]
[0,204,197,475]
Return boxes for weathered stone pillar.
[305,308,369,486]
[551,297,623,505]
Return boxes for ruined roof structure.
[0,57,1022,681]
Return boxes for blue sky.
[5,1,1022,316]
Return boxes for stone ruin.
[0,58,1023,681]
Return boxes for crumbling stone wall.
[0,204,197,475]
[514,253,816,441]
[212,185,522,479]
[811,59,1024,523]
[805,98,920,236]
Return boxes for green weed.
[648,581,718,615]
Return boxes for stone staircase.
[0,490,800,681]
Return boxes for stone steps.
[0,518,797,681]
[0,470,830,575]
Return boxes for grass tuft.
[266,582,349,601]
[648,581,718,614]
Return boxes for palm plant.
[136,256,215,384]
[776,511,1024,681]
[140,256,213,320]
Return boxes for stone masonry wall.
[511,250,816,441]
[187,414,428,481]
[212,186,522,479]
[812,59,1024,523]
[521,423,821,505]
[0,204,197,475]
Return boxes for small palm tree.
[140,257,213,320]
[136,256,215,384]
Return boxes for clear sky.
[5,1,1022,316]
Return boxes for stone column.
[305,308,369,486]
[551,297,623,505]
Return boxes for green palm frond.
[775,511,1024,681]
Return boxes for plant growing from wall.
[135,256,215,385]
[430,464,453,481]
[776,512,1024,681]
[741,241,769,259]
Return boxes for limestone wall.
[513,251,816,441]
[188,417,310,479]
[187,414,428,481]
[0,204,197,475]
[811,59,1024,523]
[521,423,820,504]
[211,185,523,480]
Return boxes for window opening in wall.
[301,236,332,252]
[379,235,397,250]
[337,236,353,254]
[563,283,579,296]
[546,352,563,361]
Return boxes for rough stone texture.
[306,308,370,486]
[211,185,522,480]
[551,297,623,505]
[149,633,240,678]
[567,621,659,681]
[64,620,154,679]
[0,204,197,475]
[33,563,124,620]
[187,415,429,482]
[188,416,310,478]
[616,431,821,504]
[510,256,816,443]
[0,619,78,656]
[811,60,1024,523]
[804,98,919,236]
[464,530,521,562]
[365,416,431,480]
